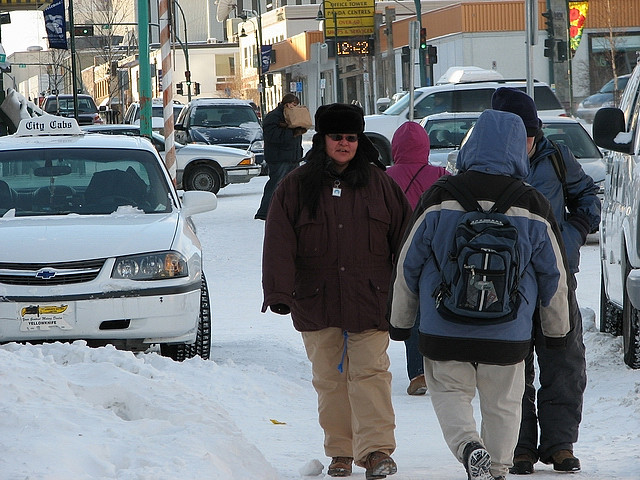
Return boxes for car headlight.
[250,140,264,153]
[112,251,188,280]
[602,100,615,108]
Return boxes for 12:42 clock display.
[336,38,374,56]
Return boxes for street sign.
[0,54,6,63]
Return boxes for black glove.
[270,303,291,315]
[292,127,307,137]
[567,213,591,242]
[389,325,412,341]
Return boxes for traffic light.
[193,82,201,96]
[176,82,184,95]
[428,45,438,65]
[542,10,554,37]
[419,28,427,50]
[557,39,568,62]
[74,25,94,36]
[544,38,555,58]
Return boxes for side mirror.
[593,107,631,154]
[99,105,107,112]
[181,190,217,216]
[174,123,185,131]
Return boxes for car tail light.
[92,113,104,124]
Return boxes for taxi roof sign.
[16,116,83,137]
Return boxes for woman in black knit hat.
[261,103,411,479]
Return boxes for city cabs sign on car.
[0,116,217,361]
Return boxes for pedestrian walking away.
[492,87,601,474]
[385,121,449,395]
[255,93,305,220]
[261,103,412,479]
[388,109,571,480]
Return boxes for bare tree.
[73,0,135,111]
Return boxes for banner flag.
[261,45,272,74]
[44,0,68,50]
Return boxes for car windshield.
[45,97,97,115]
[383,91,425,115]
[424,117,478,148]
[600,76,629,94]
[0,148,173,217]
[542,122,602,160]
[190,105,259,127]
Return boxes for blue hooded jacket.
[388,110,570,365]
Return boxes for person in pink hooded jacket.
[386,121,449,395]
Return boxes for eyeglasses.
[326,134,359,143]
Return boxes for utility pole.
[384,7,396,97]
[413,0,426,87]
[137,0,152,137]
[547,0,572,112]
[68,0,79,122]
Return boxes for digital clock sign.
[336,38,374,56]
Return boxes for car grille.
[0,259,106,285]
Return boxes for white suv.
[593,61,640,369]
[365,80,566,165]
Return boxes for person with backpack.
[491,87,601,474]
[388,109,571,480]
[385,121,449,396]
[262,103,412,479]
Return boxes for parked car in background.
[83,124,260,194]
[576,74,631,123]
[364,77,566,165]
[174,98,264,167]
[42,94,103,125]
[593,61,640,369]
[123,99,184,132]
[0,116,217,361]
[419,112,479,167]
[441,114,605,201]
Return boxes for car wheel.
[600,270,623,335]
[160,273,212,361]
[622,260,640,368]
[185,165,222,194]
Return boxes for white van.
[364,79,566,165]
[592,60,640,369]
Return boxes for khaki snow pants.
[424,359,525,478]
[301,327,396,464]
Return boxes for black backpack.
[432,176,529,325]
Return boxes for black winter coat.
[262,105,303,165]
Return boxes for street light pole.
[173,0,191,102]
[332,10,343,103]
[240,10,267,119]
[316,4,342,103]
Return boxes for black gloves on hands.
[389,325,412,341]
[270,304,291,315]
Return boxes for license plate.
[19,304,74,331]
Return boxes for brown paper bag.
[284,105,313,129]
